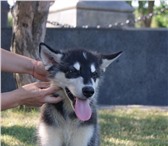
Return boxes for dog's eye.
[66,67,79,77]
[68,69,75,74]
[69,67,78,73]
[92,71,99,79]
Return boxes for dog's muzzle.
[65,87,92,121]
[82,86,94,98]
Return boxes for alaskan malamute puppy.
[37,43,121,146]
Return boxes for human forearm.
[1,49,35,75]
[1,90,22,110]
[1,49,48,81]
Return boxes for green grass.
[1,109,38,146]
[1,107,168,146]
[99,107,168,146]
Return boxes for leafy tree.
[154,1,168,27]
[126,0,168,28]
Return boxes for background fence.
[1,28,168,106]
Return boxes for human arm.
[1,48,48,81]
[1,82,63,110]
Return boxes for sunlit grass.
[99,107,168,146]
[1,110,39,146]
[1,107,168,146]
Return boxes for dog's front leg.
[38,123,63,146]
[70,125,94,146]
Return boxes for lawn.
[1,106,168,146]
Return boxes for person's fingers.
[41,85,61,95]
[32,61,49,81]
[44,96,63,103]
[36,61,48,74]
[33,73,49,82]
[35,82,50,88]
[35,82,60,90]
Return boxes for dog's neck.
[56,88,74,112]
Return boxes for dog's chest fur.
[38,122,94,146]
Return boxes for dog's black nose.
[82,86,94,98]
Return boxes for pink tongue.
[74,98,92,121]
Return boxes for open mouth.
[65,87,92,121]
[65,87,76,106]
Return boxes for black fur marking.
[53,101,65,119]
[65,66,80,78]
[102,51,122,60]
[39,42,62,58]
[41,104,55,126]
[52,93,59,97]
[69,112,77,120]
[65,88,75,106]
[88,125,100,146]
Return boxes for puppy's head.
[39,43,122,121]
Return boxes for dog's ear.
[39,42,63,70]
[101,51,122,71]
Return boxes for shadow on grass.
[1,125,36,145]
[100,112,168,146]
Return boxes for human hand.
[17,82,63,107]
[32,60,49,81]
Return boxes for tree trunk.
[144,1,155,27]
[11,1,52,86]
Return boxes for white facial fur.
[73,62,80,71]
[90,64,96,73]
[83,52,87,60]
[91,78,99,91]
